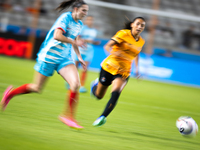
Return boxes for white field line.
[0,82,199,116]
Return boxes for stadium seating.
[0,0,199,54]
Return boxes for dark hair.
[124,17,145,30]
[56,0,87,12]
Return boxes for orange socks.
[80,71,87,86]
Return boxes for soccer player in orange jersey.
[91,17,146,127]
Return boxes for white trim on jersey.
[45,55,59,60]
[55,45,64,50]
[49,49,62,56]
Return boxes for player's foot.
[90,78,99,97]
[93,116,107,127]
[1,85,13,111]
[79,86,87,93]
[59,116,84,130]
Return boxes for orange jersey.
[101,29,145,78]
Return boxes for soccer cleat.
[1,85,13,111]
[59,116,84,130]
[93,116,107,127]
[79,86,87,93]
[90,78,99,97]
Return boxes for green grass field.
[0,55,200,150]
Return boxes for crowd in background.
[0,0,47,15]
[0,0,48,37]
[0,0,200,53]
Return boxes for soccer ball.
[176,116,198,137]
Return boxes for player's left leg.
[93,77,128,127]
[101,77,127,117]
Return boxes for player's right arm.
[104,40,117,53]
[53,28,86,70]
[54,28,85,47]
[54,28,75,45]
[104,30,126,54]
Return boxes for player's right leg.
[1,60,51,111]
[91,68,111,126]
[59,64,83,129]
[1,72,48,111]
[93,77,128,127]
[1,85,14,111]
[91,68,111,99]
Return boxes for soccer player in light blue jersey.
[72,16,100,93]
[1,0,89,130]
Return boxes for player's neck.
[132,33,140,41]
[72,13,78,22]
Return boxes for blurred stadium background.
[0,0,200,87]
[0,1,200,150]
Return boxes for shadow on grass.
[129,131,199,145]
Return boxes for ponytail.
[123,16,146,29]
[56,0,87,12]
[124,21,132,30]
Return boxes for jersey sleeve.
[111,30,127,44]
[54,13,70,33]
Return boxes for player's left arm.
[83,39,100,45]
[73,36,87,70]
[135,38,145,78]
[134,55,142,80]
[135,55,139,76]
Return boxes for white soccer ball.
[176,116,198,137]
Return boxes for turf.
[0,55,199,150]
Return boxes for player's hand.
[93,41,101,45]
[75,39,86,48]
[79,58,87,71]
[135,71,141,80]
[136,74,141,80]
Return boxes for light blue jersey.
[73,25,98,62]
[34,12,83,76]
[37,12,83,64]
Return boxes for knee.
[95,94,103,100]
[69,80,80,91]
[83,70,87,73]
[29,84,41,93]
